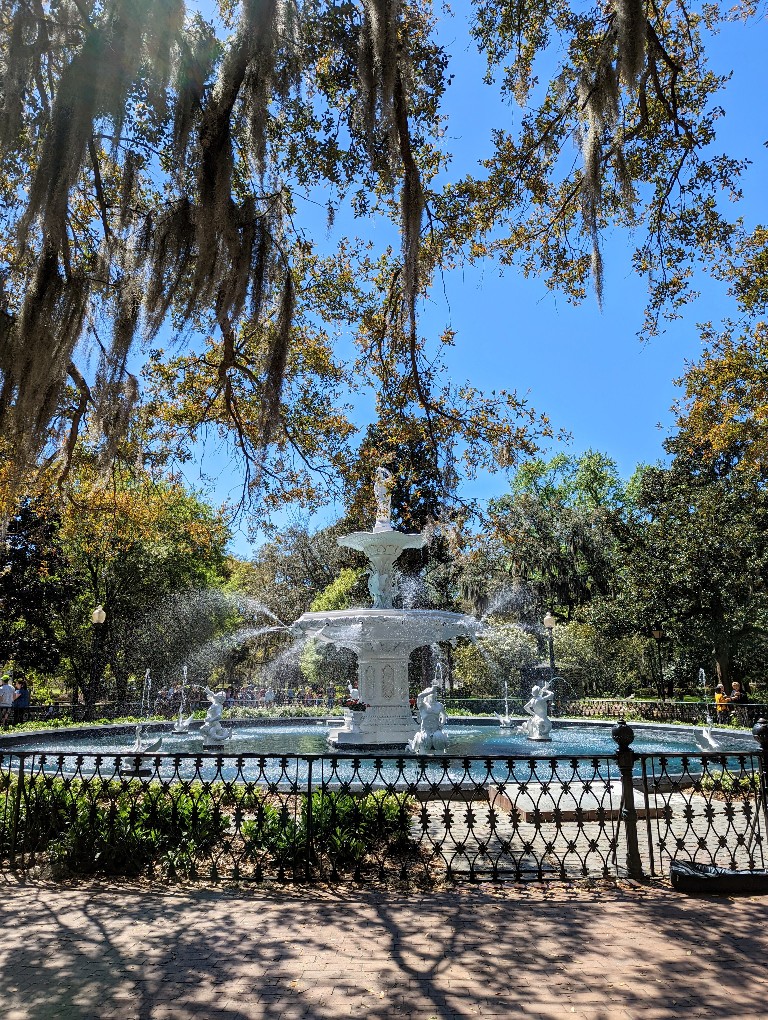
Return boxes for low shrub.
[699,768,761,798]
[240,789,415,872]
[13,775,229,877]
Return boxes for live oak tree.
[0,497,75,676]
[673,212,768,471]
[673,320,768,474]
[487,451,625,623]
[0,0,761,524]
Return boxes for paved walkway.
[0,877,765,1019]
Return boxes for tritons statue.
[407,684,449,753]
[518,679,554,741]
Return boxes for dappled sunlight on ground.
[0,877,765,1019]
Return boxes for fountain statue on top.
[200,687,232,744]
[407,684,449,753]
[517,678,554,741]
[290,468,481,748]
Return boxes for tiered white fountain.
[291,468,481,749]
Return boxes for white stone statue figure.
[200,686,232,742]
[367,568,393,609]
[518,679,554,741]
[130,724,162,754]
[373,466,394,533]
[407,684,449,753]
[347,681,360,702]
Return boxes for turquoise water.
[4,721,758,785]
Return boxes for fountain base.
[327,704,418,749]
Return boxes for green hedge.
[1,771,414,881]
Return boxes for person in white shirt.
[0,675,15,727]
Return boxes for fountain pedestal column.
[329,646,415,747]
[292,609,478,749]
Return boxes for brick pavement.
[0,877,766,1020]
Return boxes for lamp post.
[543,612,556,681]
[651,625,665,701]
[87,604,107,720]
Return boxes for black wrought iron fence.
[637,750,768,877]
[2,720,767,885]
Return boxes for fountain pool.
[3,720,758,786]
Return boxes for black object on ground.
[670,859,768,895]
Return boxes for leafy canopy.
[0,0,760,525]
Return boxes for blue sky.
[183,6,768,556]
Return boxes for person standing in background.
[714,684,730,719]
[0,674,15,728]
[13,679,30,725]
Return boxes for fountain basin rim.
[337,530,426,553]
[293,608,477,623]
[291,608,481,644]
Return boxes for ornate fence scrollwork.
[0,721,766,885]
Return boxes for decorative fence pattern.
[2,721,767,885]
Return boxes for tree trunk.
[713,638,732,691]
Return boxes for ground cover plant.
[1,766,415,883]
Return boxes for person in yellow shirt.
[714,684,729,718]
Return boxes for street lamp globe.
[91,605,106,626]
[543,612,556,631]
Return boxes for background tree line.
[3,425,768,705]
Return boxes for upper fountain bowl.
[338,530,426,554]
[291,608,480,654]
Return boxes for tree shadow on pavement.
[0,879,765,1019]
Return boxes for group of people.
[0,675,31,727]
[714,681,748,718]
[153,682,339,717]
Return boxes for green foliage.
[295,568,366,689]
[553,620,650,698]
[7,714,164,733]
[233,519,359,628]
[609,443,768,692]
[453,624,538,697]
[226,705,341,720]
[16,775,230,877]
[0,470,232,705]
[699,769,760,799]
[310,568,366,612]
[308,789,414,865]
[3,765,414,880]
[489,451,625,623]
[240,789,414,870]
